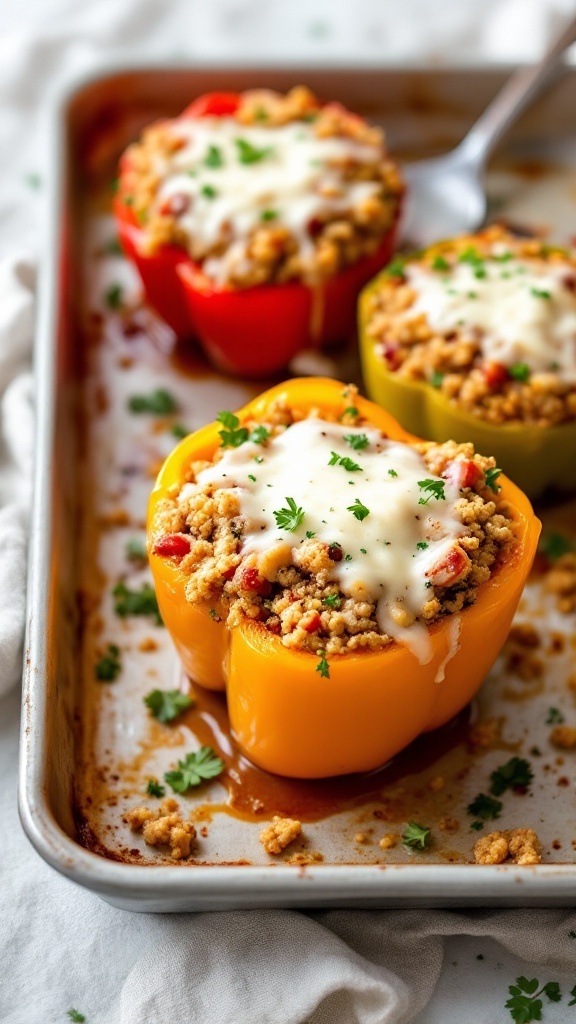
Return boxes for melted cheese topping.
[406,256,576,382]
[153,118,383,284]
[194,419,469,662]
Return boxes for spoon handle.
[459,13,576,165]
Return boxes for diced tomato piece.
[443,459,481,490]
[153,534,191,557]
[183,92,240,118]
[328,544,343,562]
[303,612,321,633]
[240,567,272,596]
[383,343,401,371]
[484,361,509,389]
[425,546,469,587]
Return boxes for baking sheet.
[20,64,576,910]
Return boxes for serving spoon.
[401,13,576,248]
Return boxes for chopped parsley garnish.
[217,410,249,448]
[494,251,513,262]
[95,644,122,682]
[347,498,370,521]
[67,1012,86,1023]
[128,388,178,414]
[146,778,165,798]
[144,688,194,724]
[539,533,573,560]
[388,468,398,477]
[164,746,225,793]
[431,254,450,272]
[104,237,123,256]
[509,362,531,383]
[530,287,552,300]
[417,479,446,504]
[473,266,487,279]
[322,594,341,609]
[328,451,363,472]
[201,184,218,199]
[125,536,147,562]
[484,467,502,493]
[466,793,503,821]
[344,553,353,561]
[255,106,268,121]
[385,257,406,279]
[316,651,330,678]
[416,541,428,550]
[458,245,484,269]
[208,608,220,621]
[342,406,359,419]
[546,707,565,725]
[274,497,305,532]
[248,473,256,482]
[261,209,278,221]
[112,581,162,625]
[305,530,316,538]
[490,757,533,797]
[235,137,273,164]
[170,422,189,440]
[569,930,576,939]
[470,821,484,831]
[343,432,369,451]
[104,282,123,310]
[430,370,444,388]
[402,822,431,850]
[254,455,264,464]
[505,977,563,1023]
[467,291,479,299]
[204,144,223,168]
[250,425,270,445]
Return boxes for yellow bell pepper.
[148,378,540,779]
[358,272,576,501]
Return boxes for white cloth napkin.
[2,2,576,1022]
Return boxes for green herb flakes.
[67,1012,86,1023]
[466,793,503,821]
[490,757,533,797]
[539,533,573,560]
[164,746,225,793]
[128,389,178,415]
[95,644,121,683]
[416,541,428,551]
[125,536,147,562]
[250,425,270,445]
[347,498,370,521]
[274,497,305,532]
[144,688,194,724]
[430,370,444,389]
[530,287,552,300]
[322,594,341,609]
[235,137,273,164]
[485,467,502,493]
[112,582,162,625]
[104,282,123,310]
[316,651,330,678]
[509,362,531,383]
[385,257,406,279]
[261,209,278,221]
[170,422,189,440]
[217,410,249,448]
[417,479,446,504]
[402,822,431,850]
[343,433,369,451]
[328,451,363,472]
[201,183,218,199]
[388,468,398,477]
[505,976,562,1023]
[204,144,223,168]
[546,707,565,725]
[146,778,165,798]
[431,254,450,272]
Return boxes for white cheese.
[195,419,469,662]
[151,118,382,284]
[405,256,576,382]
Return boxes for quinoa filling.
[120,86,403,288]
[150,389,515,661]
[365,227,576,426]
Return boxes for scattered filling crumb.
[473,827,542,865]
[379,834,397,849]
[124,798,197,860]
[550,725,576,749]
[259,815,302,855]
[544,552,576,614]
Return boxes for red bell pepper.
[115,92,402,377]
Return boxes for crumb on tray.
[473,828,542,866]
[124,798,197,860]
[259,815,302,855]
[550,725,576,749]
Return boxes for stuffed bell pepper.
[115,86,404,377]
[148,378,539,779]
[359,226,576,499]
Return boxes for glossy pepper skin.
[148,377,540,779]
[358,269,576,501]
[115,92,401,378]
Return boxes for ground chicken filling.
[120,85,403,287]
[151,389,515,662]
[365,226,576,426]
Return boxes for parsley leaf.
[385,257,406,279]
[490,757,533,797]
[417,479,446,504]
[201,183,218,199]
[458,246,484,269]
[539,533,573,560]
[347,498,370,521]
[342,405,359,419]
[126,536,147,562]
[67,1012,86,1023]
[431,254,450,271]
[530,287,552,300]
[95,644,122,682]
[305,530,316,538]
[146,778,165,798]
[416,541,429,551]
[170,422,189,440]
[250,425,270,445]
[466,793,503,821]
[204,144,223,168]
[546,707,565,725]
[430,370,444,388]
[261,209,278,221]
[505,976,563,1023]
[144,688,194,724]
[104,283,123,310]
[128,389,178,415]
[112,582,162,625]
[343,433,369,451]
[322,594,341,609]
[568,984,576,1006]
[485,467,502,493]
[235,138,273,164]
[316,651,330,678]
[274,497,305,532]
[402,822,431,850]
[328,451,363,472]
[388,468,398,477]
[164,746,225,793]
[509,362,531,383]
[217,410,249,448]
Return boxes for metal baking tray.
[19,62,576,911]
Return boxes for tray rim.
[19,58,576,911]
